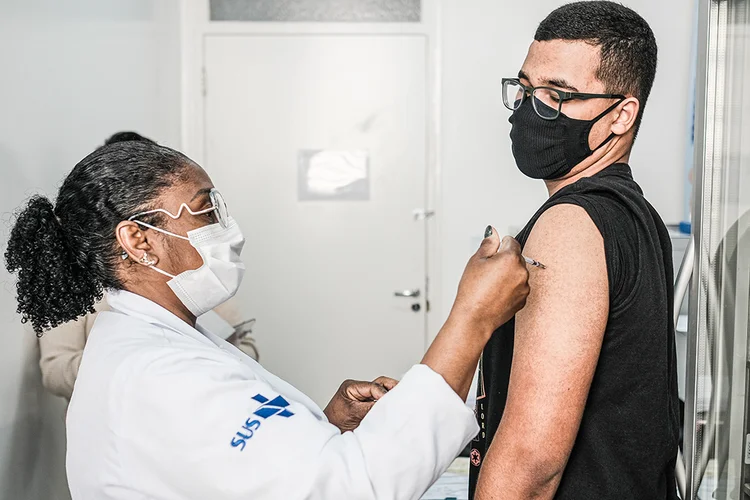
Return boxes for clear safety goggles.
[128,188,229,241]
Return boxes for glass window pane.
[209,0,421,22]
[686,1,750,499]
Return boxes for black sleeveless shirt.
[468,164,680,499]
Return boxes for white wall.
[0,1,181,498]
[438,0,695,321]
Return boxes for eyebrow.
[544,78,579,92]
[191,187,212,202]
[518,69,579,92]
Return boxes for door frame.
[180,0,445,350]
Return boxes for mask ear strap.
[148,264,176,279]
[590,97,626,152]
[592,132,617,152]
[593,97,625,123]
[128,220,185,280]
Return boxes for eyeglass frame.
[127,188,229,241]
[501,77,626,121]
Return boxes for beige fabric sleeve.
[212,296,259,359]
[211,296,247,327]
[38,299,108,400]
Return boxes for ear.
[116,221,160,268]
[611,97,640,136]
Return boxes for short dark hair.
[104,131,156,146]
[4,141,192,334]
[535,1,657,135]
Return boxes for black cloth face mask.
[509,97,623,180]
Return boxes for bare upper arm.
[476,203,609,497]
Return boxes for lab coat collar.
[107,290,216,348]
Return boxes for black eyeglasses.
[501,78,626,120]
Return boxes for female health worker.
[4,141,530,500]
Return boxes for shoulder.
[87,310,164,347]
[562,171,647,232]
[88,313,245,389]
[525,204,603,264]
[520,204,608,326]
[108,333,259,440]
[130,342,244,384]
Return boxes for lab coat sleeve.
[120,356,477,500]
[315,364,479,499]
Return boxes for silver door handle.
[394,289,420,298]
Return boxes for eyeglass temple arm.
[127,203,216,222]
[567,92,627,100]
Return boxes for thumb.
[372,376,398,392]
[476,225,501,258]
[348,381,388,402]
[497,235,522,256]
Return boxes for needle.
[484,226,546,269]
[523,255,546,269]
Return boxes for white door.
[204,35,429,406]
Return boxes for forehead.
[521,39,603,92]
[161,164,214,207]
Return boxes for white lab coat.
[66,290,478,500]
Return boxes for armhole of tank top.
[543,196,628,313]
[581,201,643,318]
[606,237,643,317]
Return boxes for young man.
[469,3,680,499]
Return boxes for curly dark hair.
[535,1,657,136]
[4,141,193,334]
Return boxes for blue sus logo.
[251,394,295,419]
[230,394,295,452]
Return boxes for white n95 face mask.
[147,217,246,316]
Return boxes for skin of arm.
[475,204,609,499]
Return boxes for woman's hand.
[421,227,530,400]
[324,376,398,432]
[451,229,530,335]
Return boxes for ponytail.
[4,141,193,334]
[5,196,101,335]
